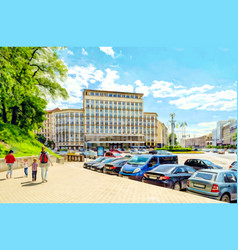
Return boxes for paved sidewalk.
[0,162,221,203]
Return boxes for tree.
[36,134,46,144]
[232,132,237,143]
[168,133,178,146]
[0,47,69,130]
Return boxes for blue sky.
[48,47,237,137]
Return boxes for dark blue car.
[119,154,178,181]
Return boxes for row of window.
[89,92,140,99]
[55,113,83,118]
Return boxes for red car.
[110,149,122,154]
[105,152,122,158]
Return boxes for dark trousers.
[32,171,37,181]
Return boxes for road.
[177,152,237,169]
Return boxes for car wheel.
[221,194,230,203]
[173,182,181,191]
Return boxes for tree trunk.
[11,106,18,125]
[1,102,7,123]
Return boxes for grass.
[0,123,60,159]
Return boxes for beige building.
[37,89,168,149]
[185,133,212,148]
[37,107,60,142]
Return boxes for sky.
[48,47,237,137]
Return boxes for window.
[135,96,138,99]
[90,92,94,96]
[104,93,108,97]
[159,156,178,165]
[109,93,112,97]
[118,94,121,97]
[131,95,134,98]
[113,94,117,97]
[224,173,237,183]
[95,92,99,96]
[126,95,130,98]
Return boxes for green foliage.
[0,47,69,130]
[155,145,192,152]
[232,132,237,142]
[168,133,178,146]
[0,123,60,158]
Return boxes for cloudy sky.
[48,47,237,137]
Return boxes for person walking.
[38,147,53,183]
[5,150,16,179]
[31,158,38,181]
[23,158,29,177]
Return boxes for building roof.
[46,107,61,113]
[54,108,84,112]
[83,89,144,96]
[143,112,158,116]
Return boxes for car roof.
[137,154,177,157]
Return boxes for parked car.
[212,148,218,153]
[184,159,222,171]
[149,150,173,155]
[104,158,130,175]
[143,164,196,191]
[105,151,122,158]
[218,149,225,154]
[229,161,237,171]
[228,149,235,153]
[205,149,210,152]
[83,157,106,169]
[90,158,118,172]
[119,154,178,181]
[187,169,237,203]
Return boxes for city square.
[0,152,236,203]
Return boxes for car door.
[147,156,159,171]
[173,167,190,189]
[224,172,237,201]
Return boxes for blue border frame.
[0,1,238,249]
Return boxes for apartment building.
[37,89,168,149]
[37,107,60,141]
[185,133,212,148]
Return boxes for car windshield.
[193,171,217,181]
[203,160,214,166]
[94,157,104,162]
[153,165,176,173]
[102,158,114,163]
[127,155,151,165]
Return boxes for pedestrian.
[23,158,29,177]
[5,150,16,179]
[38,147,53,183]
[31,158,38,181]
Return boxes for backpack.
[40,152,48,163]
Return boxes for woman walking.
[5,150,16,179]
[38,147,53,183]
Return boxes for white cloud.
[99,68,133,92]
[67,49,74,55]
[169,90,237,111]
[151,81,214,98]
[82,48,88,55]
[134,80,150,96]
[157,100,162,103]
[99,47,115,58]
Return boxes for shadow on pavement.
[0,178,6,181]
[14,176,24,179]
[21,182,42,187]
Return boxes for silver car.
[187,169,237,203]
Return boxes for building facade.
[37,89,168,149]
[185,133,212,148]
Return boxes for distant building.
[185,133,212,148]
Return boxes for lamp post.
[169,113,176,147]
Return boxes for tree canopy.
[0,47,69,130]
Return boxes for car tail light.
[211,184,219,193]
[159,176,169,180]
[187,179,189,187]
[110,166,117,169]
[143,173,148,178]
[229,165,232,169]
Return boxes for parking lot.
[0,152,235,203]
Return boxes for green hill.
[0,123,60,158]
